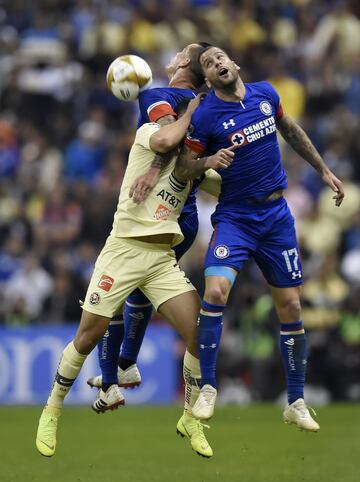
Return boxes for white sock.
[183,350,201,414]
[46,342,87,411]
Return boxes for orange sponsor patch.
[154,204,171,220]
[97,274,114,292]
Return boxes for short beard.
[213,76,238,93]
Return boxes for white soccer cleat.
[118,364,142,388]
[92,384,125,414]
[283,398,320,432]
[191,384,217,420]
[87,374,102,389]
[87,364,142,389]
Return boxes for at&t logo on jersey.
[214,245,230,259]
[97,274,115,292]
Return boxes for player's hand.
[322,169,344,207]
[205,144,236,170]
[129,167,160,204]
[186,93,206,115]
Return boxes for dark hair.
[188,42,213,88]
[197,42,213,48]
[197,45,228,65]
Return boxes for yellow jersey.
[111,123,191,247]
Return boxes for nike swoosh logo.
[57,377,73,386]
[40,440,54,450]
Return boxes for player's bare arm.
[129,115,175,203]
[175,143,235,181]
[149,95,202,152]
[276,113,344,207]
[130,96,202,203]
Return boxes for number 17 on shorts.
[282,248,302,281]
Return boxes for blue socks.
[98,289,152,389]
[119,289,152,368]
[198,300,225,388]
[280,321,307,404]
[98,316,124,385]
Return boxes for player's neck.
[169,80,195,89]
[169,70,196,90]
[169,80,196,90]
[214,78,246,102]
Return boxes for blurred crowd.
[0,0,360,401]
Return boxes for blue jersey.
[137,87,197,216]
[137,87,196,128]
[186,81,288,223]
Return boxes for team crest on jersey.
[214,245,230,259]
[260,101,272,116]
[97,274,114,292]
[154,204,171,220]
[89,292,101,305]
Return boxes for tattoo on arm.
[276,114,328,174]
[150,151,173,170]
[150,114,176,170]
[157,115,176,127]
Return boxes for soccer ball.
[106,55,152,102]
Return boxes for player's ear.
[179,57,191,68]
[233,61,240,71]
[205,78,211,89]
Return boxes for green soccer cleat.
[36,407,60,457]
[176,411,213,458]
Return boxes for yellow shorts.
[82,236,196,317]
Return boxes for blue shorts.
[205,198,302,288]
[174,209,199,261]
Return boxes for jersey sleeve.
[198,168,221,198]
[265,82,285,119]
[138,90,177,123]
[135,123,161,151]
[184,108,210,155]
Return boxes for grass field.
[1,404,359,482]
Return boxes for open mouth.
[219,67,229,77]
